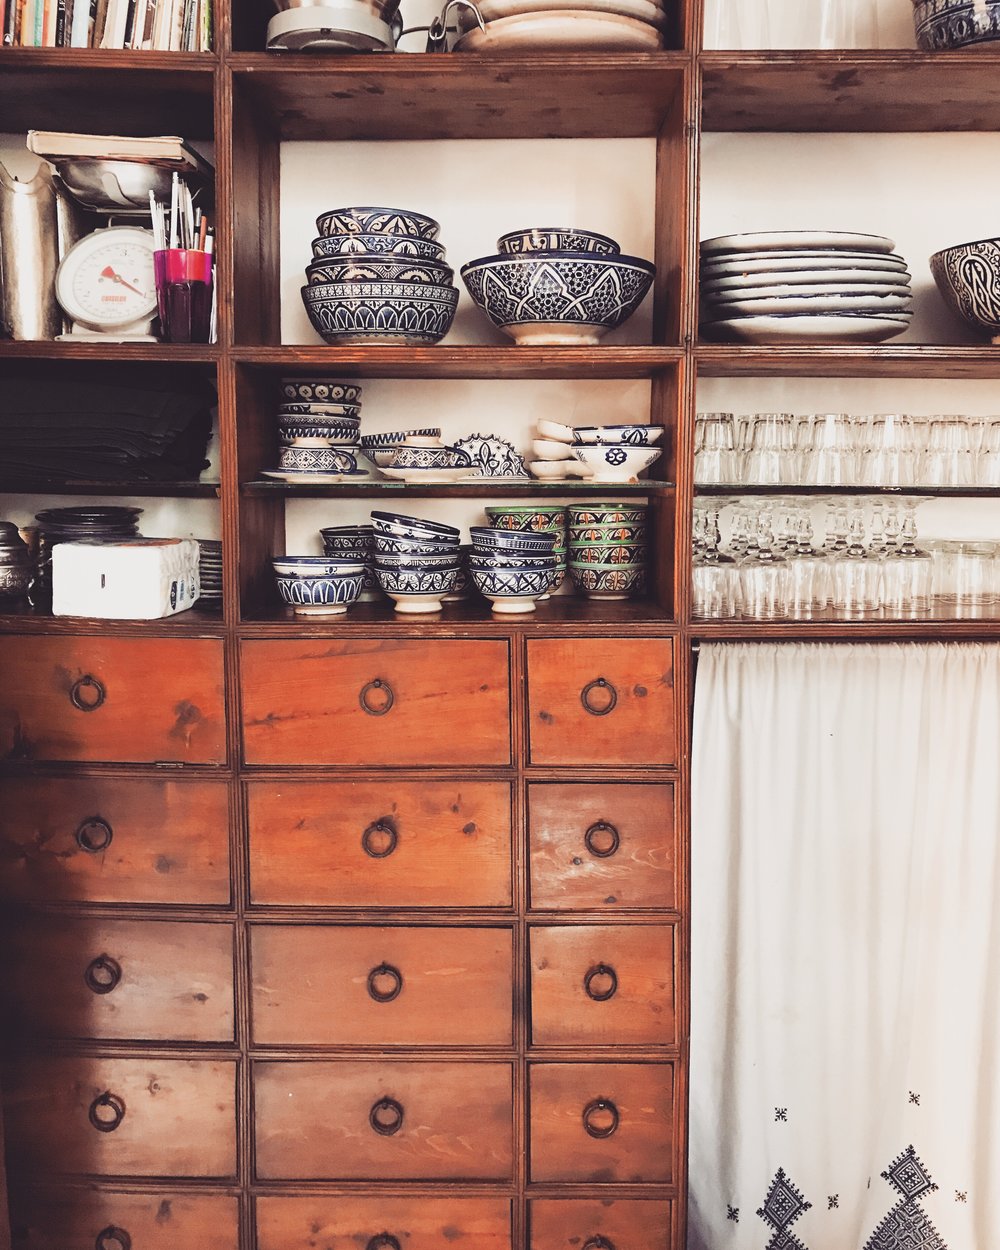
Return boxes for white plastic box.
[52,538,200,619]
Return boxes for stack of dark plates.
[33,506,143,610]
[0,378,213,487]
[197,540,223,607]
[699,231,914,344]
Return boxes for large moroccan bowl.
[306,255,454,286]
[496,226,621,256]
[912,0,1000,50]
[312,233,447,262]
[302,281,458,346]
[929,236,1000,338]
[460,251,655,346]
[316,206,441,240]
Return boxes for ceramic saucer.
[700,231,896,255]
[701,269,913,292]
[262,469,373,483]
[703,313,912,344]
[706,291,913,315]
[378,466,476,483]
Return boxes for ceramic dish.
[371,511,461,540]
[454,9,664,49]
[570,444,662,482]
[316,206,441,240]
[360,429,442,450]
[702,313,912,344]
[701,268,912,292]
[536,418,576,442]
[569,561,646,600]
[281,378,362,403]
[302,281,459,346]
[452,434,529,478]
[306,258,455,286]
[573,424,665,446]
[705,292,913,316]
[533,438,576,460]
[476,0,664,22]
[275,571,366,615]
[930,236,1000,338]
[312,233,447,262]
[496,226,622,255]
[261,469,371,483]
[470,564,553,613]
[529,460,593,479]
[379,466,475,483]
[700,231,895,255]
[701,251,909,275]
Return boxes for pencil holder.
[154,247,213,343]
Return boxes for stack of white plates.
[699,231,914,345]
[454,0,665,51]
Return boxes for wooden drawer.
[526,639,675,766]
[254,1061,513,1180]
[3,1057,237,1178]
[529,925,675,1046]
[257,1196,512,1250]
[529,1199,672,1250]
[0,777,230,905]
[529,1063,674,1183]
[2,919,234,1042]
[247,780,512,908]
[251,925,512,1046]
[0,637,226,764]
[241,639,510,766]
[9,1187,240,1250]
[528,783,676,912]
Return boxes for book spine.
[33,0,45,45]
[55,0,67,44]
[130,0,146,47]
[150,0,167,47]
[201,0,209,50]
[181,0,194,49]
[91,0,107,43]
[68,0,88,42]
[3,0,15,45]
[122,0,135,45]
[168,0,182,50]
[140,0,155,46]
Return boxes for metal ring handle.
[85,954,122,996]
[89,1091,126,1133]
[584,963,618,1002]
[367,962,404,1003]
[362,819,398,859]
[76,817,113,853]
[366,1236,401,1250]
[369,1096,404,1137]
[96,1227,132,1250]
[359,678,395,716]
[580,677,618,717]
[584,820,620,859]
[95,1227,132,1250]
[70,674,106,712]
[583,1238,616,1250]
[582,1098,619,1139]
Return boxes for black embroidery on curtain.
[756,1168,812,1250]
[863,1145,949,1250]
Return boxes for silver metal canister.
[0,160,63,339]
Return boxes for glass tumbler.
[695,412,739,485]
[921,415,974,487]
[861,413,915,488]
[743,412,795,485]
[977,420,1000,486]
[804,413,857,486]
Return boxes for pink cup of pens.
[154,247,213,344]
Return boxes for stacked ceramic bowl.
[571,423,665,483]
[930,235,1000,341]
[378,433,474,484]
[197,540,223,607]
[699,231,913,344]
[0,521,32,603]
[266,377,366,483]
[320,524,380,601]
[469,525,559,614]
[462,226,655,346]
[370,510,462,613]
[304,208,459,345]
[912,0,1000,50]
[272,555,366,616]
[485,505,567,598]
[568,501,648,600]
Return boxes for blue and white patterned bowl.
[360,429,442,451]
[321,527,374,557]
[316,207,441,241]
[496,226,621,256]
[279,420,363,446]
[374,551,462,570]
[277,446,358,473]
[930,236,1000,337]
[281,378,362,404]
[312,233,446,262]
[278,402,361,419]
[912,0,1000,49]
[461,251,655,346]
[469,526,558,554]
[273,556,366,576]
[307,256,454,286]
[569,561,646,601]
[570,444,662,483]
[471,564,553,614]
[371,511,461,542]
[373,534,459,557]
[389,444,472,470]
[275,571,365,615]
[302,281,458,346]
[468,552,557,570]
[374,563,460,614]
[573,424,665,446]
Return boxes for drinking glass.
[703,0,770,48]
[804,413,857,486]
[953,542,998,618]
[861,412,916,488]
[977,420,1000,486]
[830,500,881,616]
[921,415,974,487]
[818,0,880,46]
[695,412,739,485]
[744,412,795,485]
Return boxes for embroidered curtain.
[688,642,1000,1250]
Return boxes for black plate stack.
[32,506,143,611]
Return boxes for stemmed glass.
[882,496,932,618]
[739,501,789,619]
[830,498,882,617]
[692,497,739,619]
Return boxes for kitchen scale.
[54,225,159,342]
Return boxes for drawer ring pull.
[89,1091,126,1133]
[367,962,404,1003]
[70,674,106,712]
[76,817,114,853]
[584,820,620,859]
[360,678,395,717]
[582,1097,619,1139]
[583,1239,616,1250]
[362,819,398,859]
[85,954,122,996]
[95,1227,132,1250]
[369,1095,404,1137]
[584,963,619,1002]
[366,1236,401,1250]
[580,677,617,717]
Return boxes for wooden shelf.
[0,481,220,497]
[695,344,1000,378]
[700,50,1000,132]
[230,53,688,140]
[234,345,684,379]
[243,479,672,498]
[0,606,225,636]
[0,342,220,364]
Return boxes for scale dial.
[55,226,158,332]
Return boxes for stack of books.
[2,0,212,49]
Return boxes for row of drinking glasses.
[693,496,1000,620]
[703,0,888,49]
[696,411,1000,488]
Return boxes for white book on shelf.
[168,0,183,49]
[68,0,88,43]
[128,0,147,45]
[99,0,127,45]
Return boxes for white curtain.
[689,642,1000,1250]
